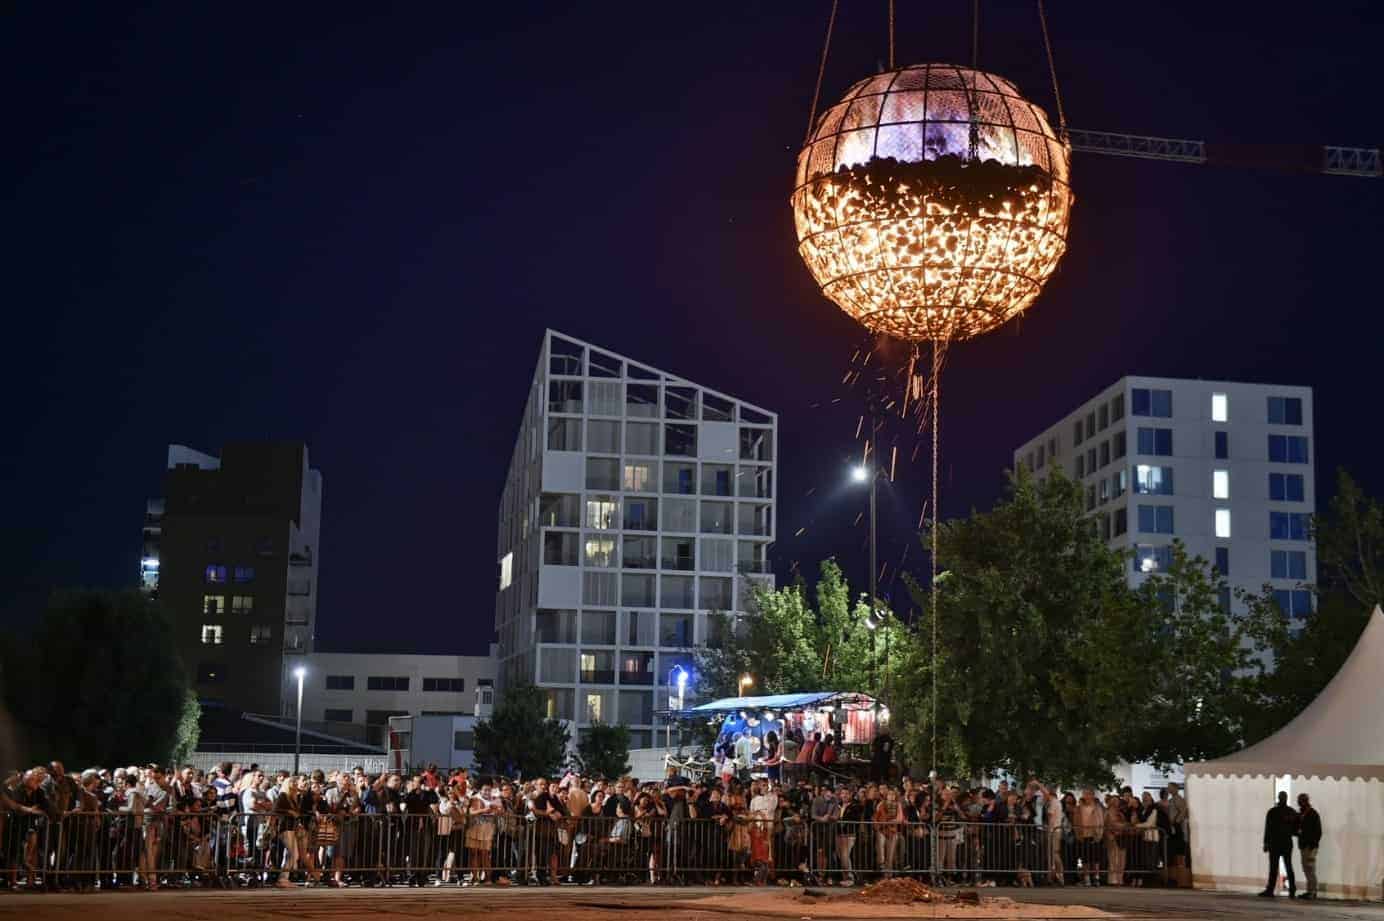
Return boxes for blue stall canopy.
[680,691,878,715]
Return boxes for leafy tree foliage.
[1314,469,1384,611]
[573,722,631,779]
[1123,545,1281,766]
[695,561,903,702]
[893,469,1277,786]
[472,682,570,779]
[1243,469,1383,742]
[1,589,197,767]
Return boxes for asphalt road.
[1,885,1381,921]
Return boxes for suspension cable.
[971,0,980,68]
[805,0,840,142]
[1037,0,1067,133]
[930,339,943,776]
[889,0,896,69]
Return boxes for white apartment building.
[495,331,777,749]
[300,648,497,729]
[1014,376,1315,616]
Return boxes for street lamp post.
[854,455,885,700]
[293,666,306,775]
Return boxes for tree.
[1315,469,1384,610]
[573,722,631,779]
[695,561,904,702]
[895,468,1143,786]
[1,589,198,767]
[472,682,570,778]
[170,688,202,764]
[1123,545,1281,766]
[893,468,1276,786]
[1243,469,1384,742]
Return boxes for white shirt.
[749,792,778,820]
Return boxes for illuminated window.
[1213,470,1230,500]
[204,565,226,584]
[233,566,255,583]
[585,497,619,530]
[498,552,513,590]
[203,594,225,615]
[249,625,272,645]
[200,624,224,645]
[1215,509,1232,539]
[622,463,653,492]
[1135,465,1174,495]
[584,692,604,722]
[583,537,617,568]
[231,595,253,614]
[1211,393,1228,423]
[1134,545,1172,573]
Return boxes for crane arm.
[1067,129,1381,178]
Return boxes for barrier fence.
[0,812,1167,889]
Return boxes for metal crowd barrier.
[0,812,1166,888]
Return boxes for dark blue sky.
[5,2,1382,654]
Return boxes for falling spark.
[795,527,806,537]
[890,446,898,482]
[853,512,864,527]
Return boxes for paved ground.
[0,885,1381,921]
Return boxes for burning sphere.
[792,63,1073,342]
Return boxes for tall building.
[1014,377,1315,616]
[496,331,777,748]
[152,442,323,715]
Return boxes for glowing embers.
[792,154,1071,342]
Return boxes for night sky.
[6,2,1382,656]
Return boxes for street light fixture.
[293,665,307,775]
[738,673,754,696]
[851,458,888,699]
[667,666,691,751]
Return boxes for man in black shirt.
[402,777,439,886]
[1296,793,1322,900]
[1259,791,1298,898]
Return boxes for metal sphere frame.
[792,63,1074,343]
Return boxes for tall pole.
[869,425,880,699]
[293,668,305,775]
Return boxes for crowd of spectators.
[0,758,1190,892]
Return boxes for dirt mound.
[858,877,943,904]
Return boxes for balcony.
[287,580,312,596]
[289,549,314,567]
[619,670,654,686]
[580,670,616,685]
[661,556,695,572]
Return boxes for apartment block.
[152,442,323,715]
[495,331,777,748]
[1014,377,1315,617]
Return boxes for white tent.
[1186,605,1384,900]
